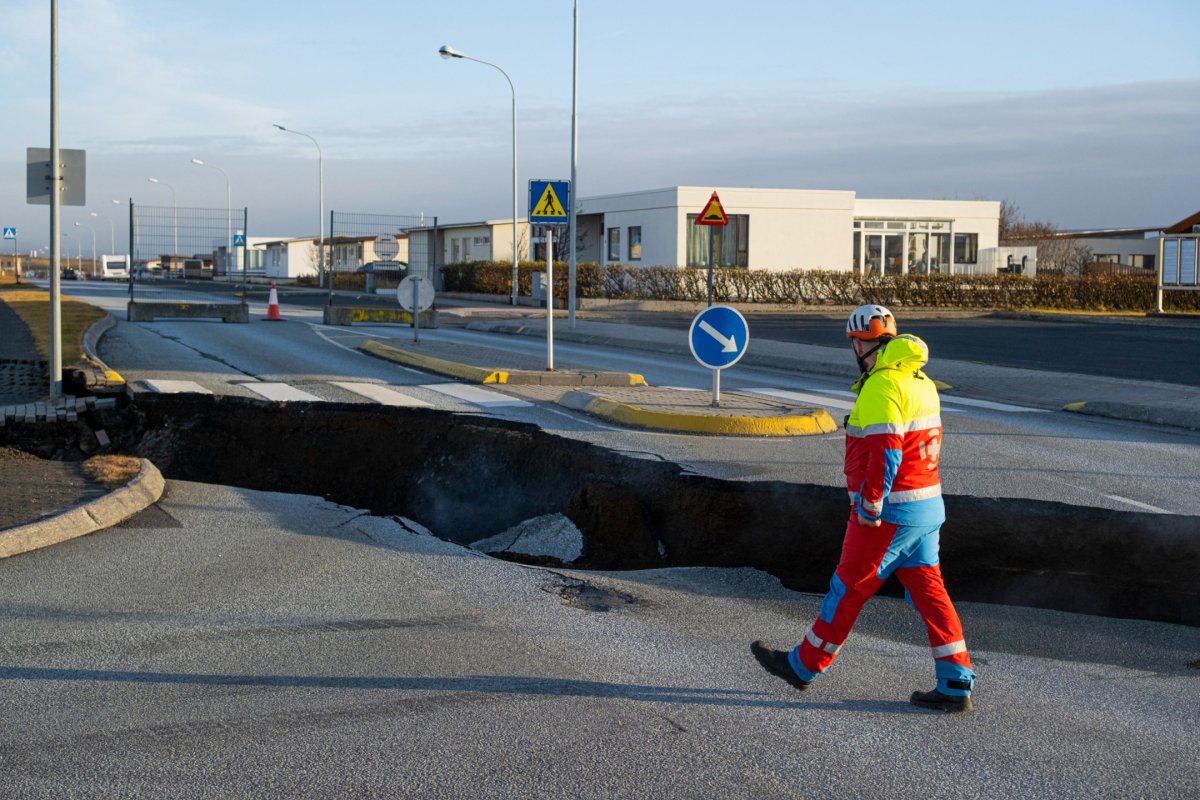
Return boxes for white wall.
[855,198,1001,250]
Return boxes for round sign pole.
[546,227,555,371]
[688,304,749,410]
[412,277,421,344]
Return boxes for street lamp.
[90,211,114,254]
[439,44,519,306]
[273,124,325,293]
[74,221,96,276]
[191,158,233,275]
[147,177,178,261]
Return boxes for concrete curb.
[0,459,165,559]
[359,339,646,386]
[1063,401,1200,431]
[79,311,126,392]
[558,390,839,436]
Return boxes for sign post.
[3,228,15,283]
[529,179,570,371]
[693,191,729,307]
[398,274,435,344]
[688,304,749,408]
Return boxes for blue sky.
[3,0,1198,251]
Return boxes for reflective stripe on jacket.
[845,334,946,526]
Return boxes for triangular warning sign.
[694,192,729,226]
[534,183,567,218]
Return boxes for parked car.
[61,268,78,280]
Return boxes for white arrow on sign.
[698,320,738,352]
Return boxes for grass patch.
[0,285,106,363]
[81,455,142,490]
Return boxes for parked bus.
[99,254,130,281]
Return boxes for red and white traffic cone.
[265,282,283,321]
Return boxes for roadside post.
[397,274,435,344]
[3,228,16,283]
[529,179,570,371]
[688,304,749,407]
[693,191,729,307]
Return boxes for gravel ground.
[0,447,104,531]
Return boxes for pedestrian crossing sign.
[694,191,729,226]
[529,179,570,223]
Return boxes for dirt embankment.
[4,393,1198,628]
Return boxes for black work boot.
[750,641,812,692]
[910,688,973,713]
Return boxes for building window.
[451,238,461,262]
[954,233,978,264]
[686,214,749,268]
[607,228,621,261]
[1130,254,1156,270]
[628,226,642,261]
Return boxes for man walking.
[752,305,976,713]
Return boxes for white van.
[100,254,130,281]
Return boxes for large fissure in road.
[7,393,1198,627]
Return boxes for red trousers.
[790,515,975,694]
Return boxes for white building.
[573,186,1002,275]
[257,235,407,280]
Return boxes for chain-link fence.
[129,203,248,315]
[327,212,438,299]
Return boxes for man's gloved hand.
[856,512,882,527]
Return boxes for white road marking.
[939,396,1050,413]
[421,383,533,408]
[238,382,323,402]
[743,388,856,411]
[1099,494,1171,514]
[142,380,212,395]
[331,382,434,407]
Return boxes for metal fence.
[130,202,249,304]
[328,211,438,299]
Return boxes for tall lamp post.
[90,211,114,255]
[74,221,95,276]
[147,177,178,264]
[191,158,233,275]
[439,44,519,306]
[273,124,325,295]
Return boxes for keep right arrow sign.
[689,305,749,369]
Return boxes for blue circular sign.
[688,305,749,369]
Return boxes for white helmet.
[846,304,897,341]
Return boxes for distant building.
[434,186,1004,275]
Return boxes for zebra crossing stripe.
[238,383,323,402]
[331,382,433,407]
[143,380,213,395]
[421,383,533,408]
[744,388,856,411]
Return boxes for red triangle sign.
[694,191,729,226]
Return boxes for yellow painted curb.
[360,340,507,383]
[933,380,952,391]
[1063,402,1086,412]
[564,394,838,436]
[103,369,126,386]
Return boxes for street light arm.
[273,124,326,290]
[437,44,519,305]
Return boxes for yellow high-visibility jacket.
[844,334,945,526]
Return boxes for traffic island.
[359,339,645,386]
[558,389,838,436]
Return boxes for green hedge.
[440,262,1199,312]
